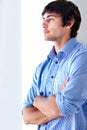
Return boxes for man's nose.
[42,20,48,28]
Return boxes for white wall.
[0,0,21,130]
[21,0,87,130]
[72,0,87,43]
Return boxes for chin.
[44,37,51,41]
[45,38,54,42]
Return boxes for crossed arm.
[22,95,62,125]
[22,77,70,125]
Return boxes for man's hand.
[33,77,70,119]
[33,95,62,118]
[23,77,70,125]
[59,77,70,93]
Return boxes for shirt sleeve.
[23,65,42,109]
[56,51,87,116]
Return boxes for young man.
[22,0,87,129]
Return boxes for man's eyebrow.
[43,14,57,19]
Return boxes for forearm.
[22,106,54,125]
[33,95,62,119]
[22,77,69,125]
[33,78,70,118]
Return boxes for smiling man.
[22,0,87,130]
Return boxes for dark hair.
[42,0,81,38]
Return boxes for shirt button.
[55,61,58,64]
[40,91,43,96]
[48,91,52,95]
[51,76,54,78]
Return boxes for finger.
[59,77,70,93]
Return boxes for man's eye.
[47,18,54,22]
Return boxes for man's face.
[42,12,67,42]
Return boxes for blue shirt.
[23,38,87,130]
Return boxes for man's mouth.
[43,30,49,34]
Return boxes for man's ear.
[66,18,75,29]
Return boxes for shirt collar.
[48,46,56,59]
[61,38,78,55]
[48,38,78,60]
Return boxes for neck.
[54,37,71,54]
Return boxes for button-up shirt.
[23,38,87,130]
